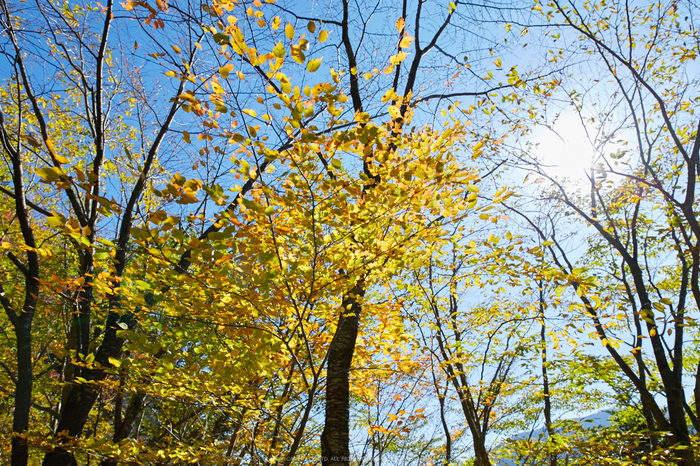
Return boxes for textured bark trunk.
[11,316,33,466]
[665,384,695,466]
[321,281,364,466]
[2,67,41,465]
[43,311,135,466]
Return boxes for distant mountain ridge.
[493,411,612,465]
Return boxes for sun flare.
[531,114,599,187]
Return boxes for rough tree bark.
[322,281,365,466]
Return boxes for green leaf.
[136,280,152,291]
[46,215,65,228]
[213,33,229,45]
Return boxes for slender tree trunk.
[454,388,491,466]
[437,384,451,465]
[322,281,364,466]
[12,315,34,466]
[223,408,247,466]
[99,390,146,466]
[538,284,556,466]
[1,78,41,466]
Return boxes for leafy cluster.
[1,0,700,466]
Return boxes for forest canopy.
[1,0,700,465]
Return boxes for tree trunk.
[454,387,491,466]
[664,382,695,466]
[12,315,33,466]
[321,281,364,466]
[43,310,135,466]
[3,120,41,466]
[99,390,146,466]
[539,285,556,466]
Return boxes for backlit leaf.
[307,58,322,72]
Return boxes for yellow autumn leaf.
[45,138,56,154]
[291,46,305,64]
[285,23,294,40]
[307,58,322,72]
[390,52,408,65]
[54,154,70,164]
[396,17,405,32]
[242,108,257,117]
[354,112,370,123]
[318,30,328,42]
[273,41,285,58]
